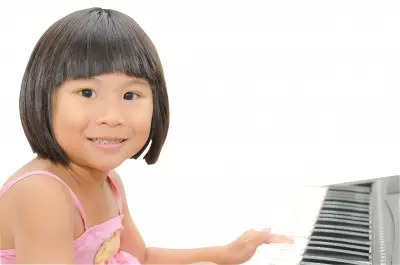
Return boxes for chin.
[89,158,125,172]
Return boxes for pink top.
[0,170,141,265]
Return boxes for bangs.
[53,8,160,86]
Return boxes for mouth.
[87,138,128,145]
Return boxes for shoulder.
[10,173,76,217]
[8,174,75,261]
[9,174,76,232]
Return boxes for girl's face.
[52,72,153,171]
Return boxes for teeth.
[91,138,123,144]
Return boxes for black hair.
[19,7,169,166]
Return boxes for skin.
[0,71,292,264]
[51,71,153,190]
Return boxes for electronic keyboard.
[244,175,399,265]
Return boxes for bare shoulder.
[4,158,55,184]
[9,174,75,262]
[10,174,76,231]
[11,172,73,201]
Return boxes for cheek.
[52,103,88,144]
[128,106,153,135]
[130,99,153,130]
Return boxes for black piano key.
[325,196,370,204]
[311,229,370,240]
[318,213,370,222]
[324,196,370,205]
[313,224,371,234]
[322,204,369,213]
[300,262,357,265]
[305,246,370,259]
[309,236,371,246]
[327,191,370,200]
[323,201,370,210]
[321,205,370,214]
[301,255,370,265]
[302,248,370,265]
[299,262,334,265]
[328,185,371,194]
[317,217,370,228]
[307,240,371,252]
[320,209,370,218]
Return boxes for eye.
[124,92,139,100]
[79,89,96,98]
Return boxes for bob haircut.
[19,7,169,166]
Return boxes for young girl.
[0,7,292,265]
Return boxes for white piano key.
[244,186,328,265]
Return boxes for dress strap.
[0,170,88,230]
[107,176,123,215]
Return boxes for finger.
[262,227,272,234]
[252,228,273,246]
[266,234,295,244]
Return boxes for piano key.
[312,228,370,239]
[250,224,365,262]
[327,191,370,200]
[316,217,370,227]
[301,254,370,265]
[259,239,372,265]
[319,209,370,218]
[328,185,371,194]
[307,240,371,252]
[300,261,372,265]
[259,239,311,265]
[313,224,371,234]
[324,195,370,204]
[304,246,370,258]
[321,205,370,213]
[318,213,371,222]
[323,201,370,210]
[309,235,371,246]
[324,196,370,204]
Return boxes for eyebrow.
[86,76,150,88]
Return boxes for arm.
[144,246,226,264]
[110,170,227,265]
[10,174,76,264]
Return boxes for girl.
[0,7,293,265]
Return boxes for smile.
[87,138,127,150]
[88,138,127,144]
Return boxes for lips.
[88,138,126,150]
[88,138,127,144]
[88,137,127,141]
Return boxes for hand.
[221,228,294,265]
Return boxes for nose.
[95,105,125,128]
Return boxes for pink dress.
[0,170,141,265]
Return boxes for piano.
[245,175,400,265]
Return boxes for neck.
[68,164,109,189]
[34,156,111,191]
[55,162,110,191]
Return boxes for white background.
[1,0,400,252]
